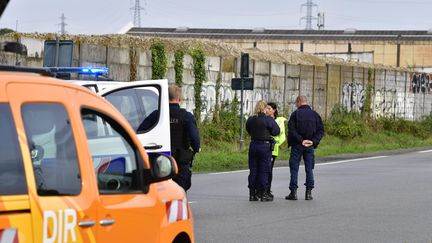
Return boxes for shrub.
[376,116,428,139]
[325,104,367,139]
[199,100,241,146]
[419,114,432,134]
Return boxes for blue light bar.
[46,67,109,75]
[80,67,109,74]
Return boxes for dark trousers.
[248,142,272,191]
[289,144,315,190]
[268,156,277,190]
[173,163,192,192]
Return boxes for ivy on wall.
[190,48,206,123]
[174,49,185,86]
[362,68,374,120]
[129,48,138,81]
[150,41,167,79]
[213,71,222,123]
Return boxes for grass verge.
[193,132,432,173]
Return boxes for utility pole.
[317,12,325,30]
[300,0,318,30]
[58,13,67,35]
[131,0,145,27]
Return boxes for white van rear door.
[97,79,171,155]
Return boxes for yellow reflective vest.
[272,116,287,157]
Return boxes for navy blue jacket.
[288,105,324,148]
[169,103,200,153]
[246,112,280,141]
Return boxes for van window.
[22,103,81,196]
[0,104,27,195]
[104,86,160,133]
[81,109,142,194]
[136,87,159,120]
[136,87,159,132]
[104,89,142,131]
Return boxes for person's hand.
[302,140,313,147]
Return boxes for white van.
[68,79,171,155]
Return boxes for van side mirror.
[1,42,28,55]
[147,153,178,183]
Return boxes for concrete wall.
[1,36,431,121]
[179,58,431,121]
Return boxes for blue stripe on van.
[147,151,171,156]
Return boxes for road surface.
[188,149,432,243]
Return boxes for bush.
[374,116,429,139]
[419,114,432,134]
[325,105,367,139]
[199,100,241,147]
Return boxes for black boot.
[285,189,297,200]
[249,188,258,201]
[259,190,273,202]
[266,188,274,199]
[305,188,313,200]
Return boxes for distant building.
[127,27,432,71]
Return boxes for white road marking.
[210,169,249,175]
[188,201,197,204]
[208,156,390,175]
[417,149,432,153]
[315,156,388,166]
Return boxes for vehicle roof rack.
[0,65,110,80]
[0,64,55,77]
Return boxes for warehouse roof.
[127,27,432,41]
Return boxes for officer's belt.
[251,140,271,144]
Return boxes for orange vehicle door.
[0,103,33,242]
[7,82,99,243]
[79,108,163,242]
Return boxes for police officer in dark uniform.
[246,100,280,202]
[285,95,324,201]
[169,84,200,192]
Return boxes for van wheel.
[172,232,191,243]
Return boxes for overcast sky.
[0,0,431,35]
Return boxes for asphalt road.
[188,149,432,243]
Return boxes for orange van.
[0,67,194,243]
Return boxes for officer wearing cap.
[246,100,280,202]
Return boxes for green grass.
[193,132,432,173]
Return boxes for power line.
[300,0,318,30]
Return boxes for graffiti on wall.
[178,65,431,121]
[374,89,397,117]
[411,73,432,94]
[183,83,235,118]
[342,82,365,112]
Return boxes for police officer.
[246,100,280,202]
[265,102,287,198]
[169,84,200,192]
[285,95,324,201]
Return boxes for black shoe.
[259,191,273,202]
[249,189,258,201]
[267,189,274,199]
[285,190,297,200]
[305,189,313,200]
